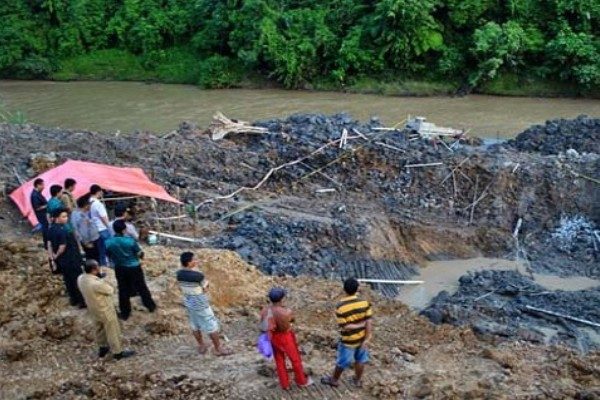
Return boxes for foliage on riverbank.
[1,0,598,96]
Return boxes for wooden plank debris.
[208,112,268,140]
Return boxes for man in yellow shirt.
[321,277,373,388]
[77,259,135,360]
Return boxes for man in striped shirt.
[176,252,232,356]
[321,277,373,388]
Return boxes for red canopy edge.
[9,160,182,226]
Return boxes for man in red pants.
[260,288,314,390]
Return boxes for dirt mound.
[508,115,600,155]
[1,238,600,399]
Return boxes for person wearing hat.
[176,252,232,356]
[259,287,313,390]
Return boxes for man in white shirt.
[89,184,111,266]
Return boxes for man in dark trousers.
[30,178,48,248]
[321,278,373,389]
[71,194,100,262]
[47,209,86,308]
[106,220,156,320]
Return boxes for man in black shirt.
[48,209,85,308]
[30,178,48,248]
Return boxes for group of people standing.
[30,178,156,359]
[29,178,373,390]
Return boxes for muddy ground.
[0,114,599,398]
[1,239,599,399]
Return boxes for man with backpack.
[259,287,313,390]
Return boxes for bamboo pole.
[357,279,424,285]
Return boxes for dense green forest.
[1,0,599,95]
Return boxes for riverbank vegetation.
[1,0,598,97]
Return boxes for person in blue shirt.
[47,184,65,222]
[106,220,156,320]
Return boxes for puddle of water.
[397,258,522,309]
[530,274,600,291]
[398,257,600,310]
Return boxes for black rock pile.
[421,270,600,351]
[508,115,600,155]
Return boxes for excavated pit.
[0,114,599,398]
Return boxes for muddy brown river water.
[1,80,600,137]
[399,258,600,310]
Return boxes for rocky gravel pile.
[508,115,600,155]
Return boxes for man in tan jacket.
[77,260,135,360]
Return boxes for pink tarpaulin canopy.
[10,160,181,226]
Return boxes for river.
[1,80,600,137]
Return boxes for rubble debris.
[208,112,268,141]
[508,115,600,155]
[406,116,464,139]
[421,270,600,351]
[1,114,598,293]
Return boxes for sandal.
[215,348,233,357]
[351,377,363,388]
[197,345,208,355]
[320,376,339,387]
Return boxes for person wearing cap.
[77,259,135,360]
[105,219,156,320]
[321,277,373,389]
[89,184,111,266]
[260,287,313,390]
[176,252,232,356]
[47,208,86,308]
[108,204,139,240]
